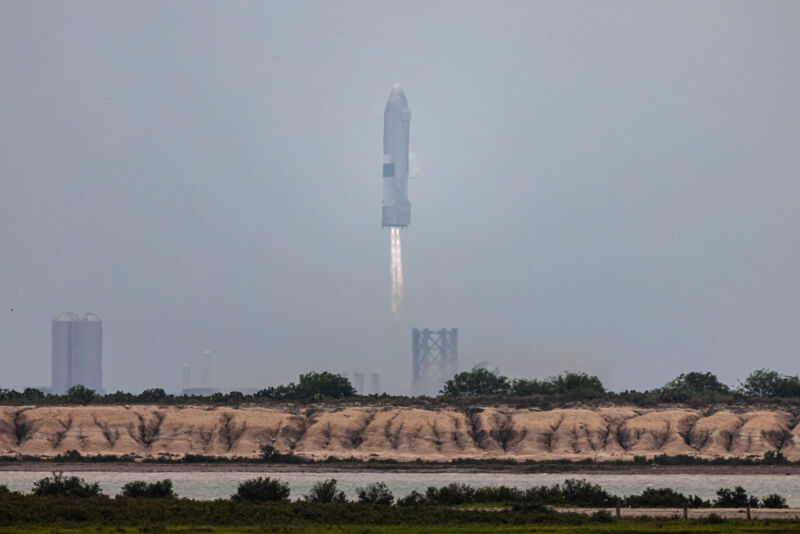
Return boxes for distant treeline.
[2,368,800,406]
[0,448,796,469]
[0,474,789,509]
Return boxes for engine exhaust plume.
[390,227,404,317]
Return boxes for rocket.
[382,84,411,228]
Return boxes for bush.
[424,483,476,505]
[713,486,758,508]
[120,479,176,498]
[623,487,709,508]
[0,484,9,494]
[526,478,615,507]
[66,385,97,404]
[510,373,605,397]
[441,369,510,396]
[136,388,168,403]
[761,493,788,508]
[233,477,290,502]
[511,501,550,513]
[661,372,730,395]
[740,369,800,398]
[442,370,606,398]
[761,451,790,465]
[474,485,525,503]
[356,482,394,505]
[702,512,725,524]
[303,479,346,503]
[396,490,426,506]
[258,445,304,464]
[590,509,614,522]
[32,472,102,497]
[257,372,355,401]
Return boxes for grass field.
[3,495,800,533]
[3,523,800,533]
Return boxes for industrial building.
[370,373,381,395]
[412,328,458,396]
[51,312,103,394]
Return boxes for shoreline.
[3,462,800,475]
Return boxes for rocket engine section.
[382,84,411,228]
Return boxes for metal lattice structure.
[412,328,458,396]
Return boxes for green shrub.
[303,479,346,503]
[511,501,550,512]
[661,372,730,396]
[590,509,614,522]
[761,493,788,508]
[511,372,605,397]
[525,478,615,507]
[32,471,102,497]
[441,369,510,396]
[258,444,304,464]
[761,451,790,465]
[473,485,525,503]
[356,482,394,505]
[233,477,290,502]
[424,483,476,505]
[120,479,176,498]
[257,372,356,401]
[713,486,758,508]
[136,388,168,403]
[702,512,725,524]
[396,490,425,506]
[623,487,709,508]
[66,384,97,404]
[740,369,800,397]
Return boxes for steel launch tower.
[382,84,411,227]
[412,328,458,396]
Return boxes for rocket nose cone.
[387,84,408,107]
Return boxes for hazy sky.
[2,1,799,394]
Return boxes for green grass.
[2,523,800,533]
[2,497,800,533]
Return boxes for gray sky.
[1,1,799,394]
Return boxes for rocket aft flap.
[382,84,411,228]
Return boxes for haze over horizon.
[2,1,799,394]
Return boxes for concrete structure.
[370,373,381,395]
[412,328,458,396]
[353,372,365,394]
[181,364,191,391]
[202,350,213,389]
[51,312,102,394]
[382,84,412,228]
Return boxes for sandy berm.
[1,405,798,462]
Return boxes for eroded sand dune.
[1,405,797,461]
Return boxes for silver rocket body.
[382,84,411,228]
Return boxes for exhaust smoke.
[390,227,404,317]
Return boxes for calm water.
[2,471,798,505]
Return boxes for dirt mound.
[0,405,797,461]
[618,409,699,456]
[687,410,744,456]
[729,411,793,458]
